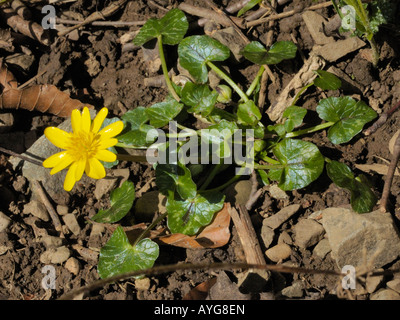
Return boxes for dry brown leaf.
[182,277,217,300]
[0,58,18,91]
[355,163,400,176]
[158,203,231,249]
[389,130,400,155]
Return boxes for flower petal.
[44,127,71,149]
[81,107,91,133]
[71,109,82,133]
[98,138,118,150]
[43,151,68,168]
[49,153,74,175]
[85,157,106,179]
[95,149,117,162]
[91,107,108,133]
[64,162,78,191]
[75,157,86,182]
[98,121,124,139]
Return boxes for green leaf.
[241,41,297,65]
[133,8,188,46]
[201,120,238,159]
[98,227,159,279]
[178,35,231,83]
[269,139,324,191]
[313,70,342,90]
[118,107,157,147]
[146,99,184,128]
[166,191,225,235]
[92,181,135,223]
[282,106,307,133]
[156,162,197,199]
[237,0,263,17]
[237,100,261,126]
[257,169,270,186]
[326,160,377,213]
[316,97,377,144]
[181,82,218,116]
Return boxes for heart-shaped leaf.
[181,82,218,116]
[316,97,377,144]
[146,99,184,128]
[282,106,307,133]
[269,139,324,191]
[91,181,135,223]
[313,70,342,91]
[237,100,261,126]
[178,35,230,83]
[98,226,159,279]
[156,162,197,199]
[166,191,225,235]
[133,8,188,46]
[241,41,297,65]
[326,160,377,213]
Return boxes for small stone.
[260,225,275,249]
[268,185,288,200]
[23,200,50,221]
[294,219,325,249]
[38,235,64,249]
[365,269,384,293]
[56,205,69,215]
[237,270,271,294]
[281,280,304,298]
[40,246,70,264]
[135,278,151,291]
[370,289,400,300]
[314,37,366,62]
[265,243,292,262]
[224,180,253,205]
[94,177,118,200]
[0,113,14,133]
[65,257,81,276]
[277,231,292,245]
[387,279,400,294]
[110,168,130,185]
[302,11,334,45]
[134,191,167,222]
[263,204,300,230]
[62,214,81,236]
[0,211,11,232]
[313,238,331,259]
[208,271,251,300]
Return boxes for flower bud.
[216,85,232,104]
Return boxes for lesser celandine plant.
[43,8,378,279]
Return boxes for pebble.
[94,177,118,200]
[281,280,304,298]
[65,257,81,276]
[312,238,331,259]
[370,289,400,300]
[40,246,71,264]
[265,243,292,262]
[294,219,325,249]
[268,185,288,200]
[263,204,300,230]
[277,231,292,245]
[56,205,69,216]
[134,278,151,291]
[387,279,400,294]
[23,200,50,222]
[322,208,400,269]
[38,235,64,249]
[237,270,271,294]
[62,214,81,236]
[260,225,275,249]
[365,269,384,293]
[0,211,11,233]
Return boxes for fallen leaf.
[158,203,231,249]
[182,277,217,300]
[355,163,400,176]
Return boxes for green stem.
[158,35,180,102]
[331,0,344,19]
[291,82,314,107]
[368,37,379,67]
[285,121,335,138]
[133,212,168,247]
[207,61,249,102]
[253,164,286,170]
[115,142,148,149]
[246,65,265,97]
[199,163,223,191]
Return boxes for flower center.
[68,131,100,160]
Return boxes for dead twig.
[58,0,129,37]
[0,146,43,166]
[56,18,146,27]
[364,100,400,136]
[380,133,400,212]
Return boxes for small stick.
[246,1,333,27]
[17,70,46,89]
[56,18,146,27]
[32,180,64,237]
[225,0,251,14]
[380,133,400,212]
[0,146,43,166]
[364,101,400,136]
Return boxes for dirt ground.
[0,0,400,301]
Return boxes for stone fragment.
[40,246,71,264]
[94,177,118,200]
[38,235,64,249]
[134,278,151,291]
[370,289,400,300]
[62,214,81,236]
[56,205,69,216]
[387,279,400,294]
[0,211,11,232]
[208,271,251,300]
[237,270,271,294]
[281,280,304,298]
[268,185,288,200]
[365,269,384,294]
[314,37,366,62]
[294,219,325,249]
[23,200,50,221]
[0,113,14,133]
[263,204,300,230]
[265,243,292,262]
[312,238,331,259]
[65,257,81,276]
[322,208,400,269]
[302,11,334,45]
[260,225,275,249]
[277,231,292,245]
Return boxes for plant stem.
[368,36,379,67]
[246,65,265,97]
[157,35,181,102]
[291,82,314,107]
[133,212,168,247]
[207,61,249,102]
[253,163,285,170]
[199,163,223,191]
[285,121,335,138]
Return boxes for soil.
[0,0,400,301]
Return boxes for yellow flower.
[43,107,124,191]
